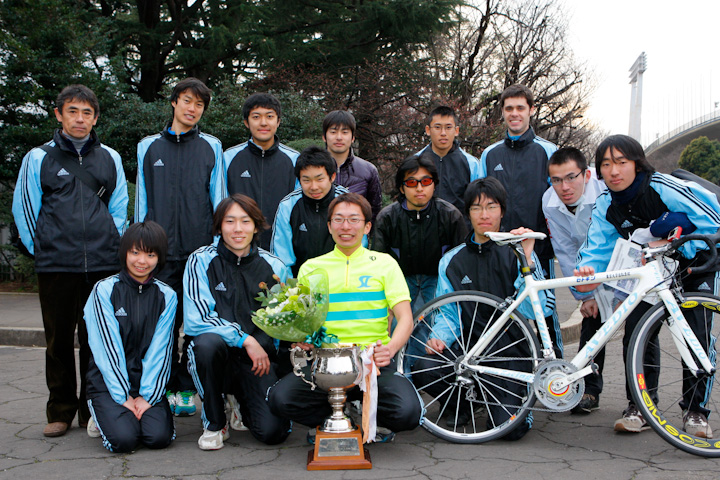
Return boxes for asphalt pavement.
[1,290,719,479]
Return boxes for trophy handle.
[290,346,317,390]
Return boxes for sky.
[562,0,720,147]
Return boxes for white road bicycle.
[399,230,720,457]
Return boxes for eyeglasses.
[330,216,365,225]
[468,204,500,214]
[430,125,456,132]
[402,176,434,188]
[550,170,584,186]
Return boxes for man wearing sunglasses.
[373,155,466,314]
[542,148,604,414]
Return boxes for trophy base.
[306,428,372,470]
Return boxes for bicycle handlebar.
[669,229,720,275]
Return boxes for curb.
[0,327,78,348]
[560,306,583,345]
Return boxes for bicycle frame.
[458,255,715,392]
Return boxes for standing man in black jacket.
[322,110,382,224]
[12,84,128,437]
[135,77,226,417]
[417,105,482,215]
[225,93,299,249]
[479,84,562,358]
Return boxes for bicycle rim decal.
[640,389,716,449]
[637,374,646,390]
[701,301,720,312]
[681,301,698,308]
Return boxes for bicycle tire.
[627,292,720,457]
[398,291,541,443]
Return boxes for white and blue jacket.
[85,271,177,406]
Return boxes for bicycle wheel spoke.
[400,291,539,443]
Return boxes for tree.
[679,136,720,185]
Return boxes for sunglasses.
[402,176,434,188]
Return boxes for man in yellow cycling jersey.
[268,192,422,442]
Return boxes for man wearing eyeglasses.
[268,192,422,443]
[418,105,481,214]
[479,83,562,358]
[542,147,605,414]
[373,154,466,313]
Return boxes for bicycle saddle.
[485,231,547,245]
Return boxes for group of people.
[11,77,720,454]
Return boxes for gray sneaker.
[683,410,713,438]
[614,404,650,433]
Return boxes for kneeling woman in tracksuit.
[85,221,177,453]
[183,194,291,450]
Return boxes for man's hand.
[290,342,313,351]
[373,340,392,368]
[425,338,446,354]
[134,397,152,420]
[574,266,599,292]
[509,227,535,264]
[243,335,270,376]
[580,298,599,318]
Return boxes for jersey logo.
[114,307,128,317]
[698,282,712,291]
[299,223,308,232]
[494,164,504,171]
[57,168,70,176]
[369,256,376,261]
[461,275,473,285]
[215,282,227,291]
[154,159,164,167]
[358,276,372,289]
[621,220,633,229]
[241,170,252,178]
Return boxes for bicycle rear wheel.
[627,292,720,457]
[398,291,541,443]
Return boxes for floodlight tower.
[628,52,647,142]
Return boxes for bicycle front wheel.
[398,291,541,443]
[627,292,720,457]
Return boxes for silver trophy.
[290,345,363,433]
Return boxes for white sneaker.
[175,390,197,417]
[684,410,713,438]
[87,417,101,438]
[614,404,650,433]
[225,394,249,431]
[198,424,230,450]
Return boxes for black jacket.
[334,149,382,223]
[224,137,299,249]
[136,124,225,261]
[480,127,556,262]
[12,129,127,273]
[270,185,349,276]
[419,141,481,214]
[373,198,467,276]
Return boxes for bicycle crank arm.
[549,365,596,390]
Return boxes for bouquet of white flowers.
[251,269,336,345]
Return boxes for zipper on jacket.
[345,258,350,287]
[78,154,88,272]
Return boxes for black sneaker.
[444,409,472,428]
[571,394,599,415]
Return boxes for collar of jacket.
[217,240,259,266]
[161,123,200,143]
[247,136,280,158]
[339,148,357,171]
[54,128,99,157]
[303,185,337,210]
[119,269,156,292]
[503,127,536,150]
[464,231,499,254]
[401,197,435,220]
[331,244,366,261]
